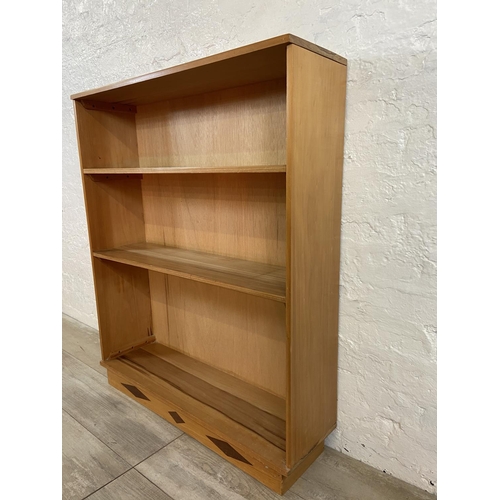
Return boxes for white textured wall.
[62,0,436,493]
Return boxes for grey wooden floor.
[62,314,434,500]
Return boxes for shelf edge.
[84,165,286,175]
[93,250,286,303]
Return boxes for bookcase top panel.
[70,34,346,105]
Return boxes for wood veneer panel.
[94,243,285,302]
[121,346,285,449]
[84,165,286,175]
[106,371,286,489]
[142,343,286,420]
[102,351,287,474]
[74,102,149,362]
[71,35,346,105]
[135,79,286,168]
[74,101,139,169]
[286,45,347,467]
[151,275,287,398]
[93,260,152,360]
[83,176,145,250]
[141,173,286,267]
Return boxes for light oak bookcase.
[71,34,347,494]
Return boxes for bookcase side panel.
[74,102,149,360]
[74,101,139,169]
[286,45,347,467]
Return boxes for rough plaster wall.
[62,0,436,493]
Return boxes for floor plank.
[86,469,174,500]
[63,314,106,375]
[301,447,435,500]
[62,411,129,500]
[62,351,183,465]
[136,434,303,500]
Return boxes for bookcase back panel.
[135,79,286,168]
[84,176,145,250]
[74,101,139,169]
[149,272,286,397]
[141,173,286,267]
[93,259,152,359]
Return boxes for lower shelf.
[102,343,286,473]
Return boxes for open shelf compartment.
[102,343,286,473]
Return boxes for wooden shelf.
[102,343,286,473]
[93,243,286,302]
[84,165,286,175]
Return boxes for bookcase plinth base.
[106,368,323,495]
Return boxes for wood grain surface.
[92,259,152,360]
[286,45,347,468]
[94,243,285,302]
[84,165,286,174]
[71,34,346,104]
[149,274,286,397]
[141,172,286,267]
[135,79,285,169]
[104,344,286,450]
[103,351,287,474]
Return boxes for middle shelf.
[94,243,286,302]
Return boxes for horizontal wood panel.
[122,347,285,449]
[107,372,285,491]
[102,348,287,474]
[94,243,285,302]
[143,343,285,421]
[84,165,286,175]
[71,34,346,104]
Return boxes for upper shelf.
[84,165,286,175]
[70,34,346,105]
[94,243,286,302]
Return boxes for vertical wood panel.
[74,101,139,169]
[136,79,286,168]
[150,274,287,397]
[141,173,286,266]
[286,45,347,467]
[149,270,169,345]
[74,102,148,362]
[83,176,145,250]
[93,259,152,359]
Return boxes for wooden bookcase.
[71,34,347,494]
